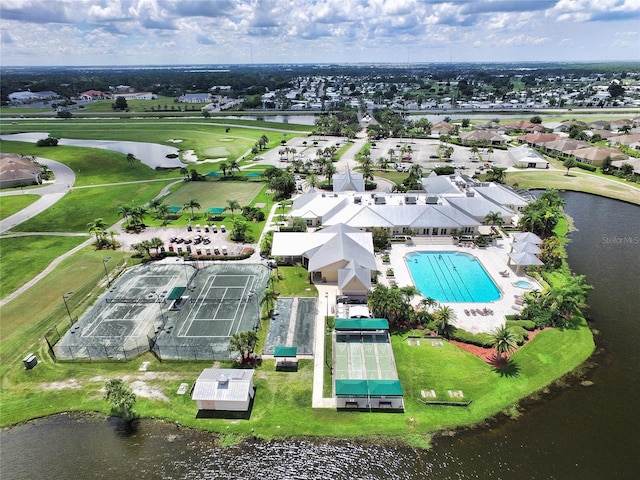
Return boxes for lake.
[1,192,639,479]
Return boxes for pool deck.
[380,236,542,334]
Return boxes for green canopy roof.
[205,171,222,177]
[246,172,261,177]
[207,207,226,214]
[335,379,403,397]
[334,318,389,331]
[368,380,403,396]
[168,206,182,213]
[167,286,186,300]
[335,379,369,396]
[273,346,297,357]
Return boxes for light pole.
[153,291,167,330]
[62,291,73,326]
[102,256,112,288]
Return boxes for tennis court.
[153,263,270,360]
[54,262,269,361]
[54,263,194,360]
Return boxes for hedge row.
[506,319,537,331]
[577,162,597,172]
[451,329,494,348]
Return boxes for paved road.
[0,157,75,234]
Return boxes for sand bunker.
[182,150,199,162]
[166,139,184,143]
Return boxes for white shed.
[192,368,255,411]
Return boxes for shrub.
[451,329,494,348]
[506,319,537,331]
[577,162,596,172]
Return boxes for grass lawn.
[508,170,640,205]
[161,180,265,214]
[0,120,312,166]
[0,194,40,220]
[12,183,172,233]
[0,235,89,300]
[273,265,317,297]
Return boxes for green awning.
[168,206,182,213]
[205,171,222,177]
[368,380,403,396]
[207,207,226,214]
[334,318,389,331]
[246,172,261,177]
[335,379,369,396]
[335,379,403,397]
[167,287,186,300]
[274,346,297,357]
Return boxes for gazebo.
[273,345,298,370]
[512,232,542,244]
[511,242,541,254]
[507,251,544,274]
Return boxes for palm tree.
[433,305,456,339]
[126,153,136,167]
[408,164,423,179]
[260,288,278,317]
[229,160,241,175]
[155,203,170,220]
[105,230,119,248]
[228,331,259,364]
[226,199,241,216]
[542,275,593,325]
[324,161,336,186]
[484,211,504,226]
[387,148,396,161]
[220,162,228,176]
[104,379,136,422]
[361,164,374,183]
[306,173,319,189]
[87,218,108,243]
[129,205,148,230]
[149,237,164,256]
[377,157,390,170]
[117,204,132,227]
[183,199,201,220]
[491,326,518,360]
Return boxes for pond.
[0,132,182,169]
[1,192,639,479]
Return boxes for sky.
[1,0,639,66]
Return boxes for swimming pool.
[405,251,501,303]
[513,280,533,289]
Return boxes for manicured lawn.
[12,183,172,233]
[0,120,312,166]
[161,180,265,214]
[508,170,639,205]
[0,194,39,220]
[0,235,88,300]
[0,141,180,186]
[273,265,317,297]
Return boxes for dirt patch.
[41,379,82,390]
[129,380,169,402]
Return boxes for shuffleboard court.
[334,331,399,384]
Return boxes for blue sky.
[1,0,639,66]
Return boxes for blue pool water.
[406,251,501,303]
[514,280,533,289]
